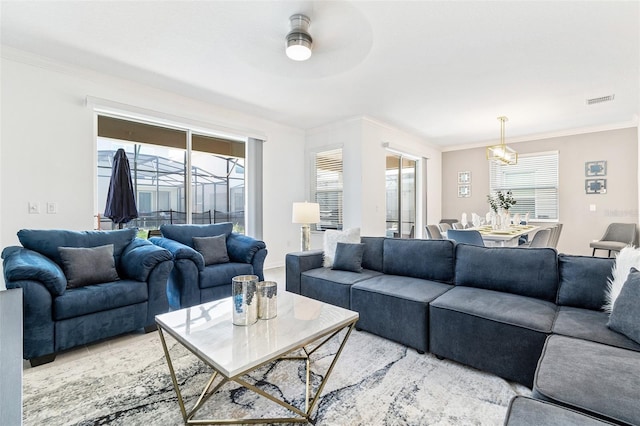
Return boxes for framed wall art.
[585,178,607,195]
[458,184,471,198]
[458,171,471,184]
[585,161,606,177]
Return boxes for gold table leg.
[158,320,357,425]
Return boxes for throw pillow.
[58,244,120,289]
[193,234,230,265]
[332,242,365,273]
[604,246,640,313]
[323,228,361,268]
[607,267,640,344]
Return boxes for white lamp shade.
[292,202,320,224]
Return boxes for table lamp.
[292,201,320,251]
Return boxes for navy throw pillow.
[332,242,365,273]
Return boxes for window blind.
[313,148,343,230]
[489,151,559,220]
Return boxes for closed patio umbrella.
[104,148,138,229]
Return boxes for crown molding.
[441,119,639,152]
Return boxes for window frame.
[310,146,343,231]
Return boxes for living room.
[1,1,639,425]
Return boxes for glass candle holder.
[257,281,277,320]
[232,275,258,326]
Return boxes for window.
[312,148,343,230]
[489,151,559,220]
[97,115,247,232]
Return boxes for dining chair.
[590,223,636,257]
[547,223,563,248]
[438,223,453,233]
[426,225,444,240]
[447,229,485,246]
[451,222,465,230]
[522,228,551,248]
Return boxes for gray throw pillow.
[332,242,365,273]
[193,234,229,265]
[58,244,120,289]
[608,267,640,344]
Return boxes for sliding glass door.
[386,153,417,238]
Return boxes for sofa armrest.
[149,236,205,271]
[226,233,267,263]
[120,238,173,282]
[285,250,324,294]
[2,246,67,296]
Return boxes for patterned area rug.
[23,330,530,425]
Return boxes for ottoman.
[533,335,640,425]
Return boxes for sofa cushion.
[193,235,230,265]
[352,274,452,303]
[198,262,254,289]
[18,228,136,267]
[553,306,640,352]
[430,286,557,333]
[557,254,613,310]
[58,244,120,288]
[383,239,455,283]
[533,335,640,425]
[301,267,382,309]
[54,279,147,320]
[454,245,558,302]
[160,223,233,248]
[323,228,360,267]
[504,396,616,426]
[360,237,384,272]
[332,242,364,272]
[608,268,640,344]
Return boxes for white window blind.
[489,151,559,220]
[313,148,343,230]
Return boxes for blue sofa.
[2,228,174,366]
[150,222,267,310]
[286,237,640,424]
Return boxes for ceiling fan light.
[286,14,312,61]
[286,36,312,61]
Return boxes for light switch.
[28,202,40,214]
[589,204,596,212]
[47,202,58,214]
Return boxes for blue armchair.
[150,222,267,310]
[1,228,174,366]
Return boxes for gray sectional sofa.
[286,237,640,425]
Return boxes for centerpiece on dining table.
[487,190,516,230]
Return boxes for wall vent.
[586,94,615,105]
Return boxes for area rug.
[23,330,530,425]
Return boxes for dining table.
[471,224,540,247]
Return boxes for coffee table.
[156,291,359,424]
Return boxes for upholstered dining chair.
[438,222,453,233]
[590,223,637,258]
[521,228,551,248]
[425,225,444,240]
[447,229,485,246]
[451,222,465,230]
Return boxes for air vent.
[586,94,615,105]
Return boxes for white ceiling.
[1,1,638,148]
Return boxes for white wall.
[0,51,305,269]
[305,116,442,246]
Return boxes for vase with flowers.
[487,191,517,229]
